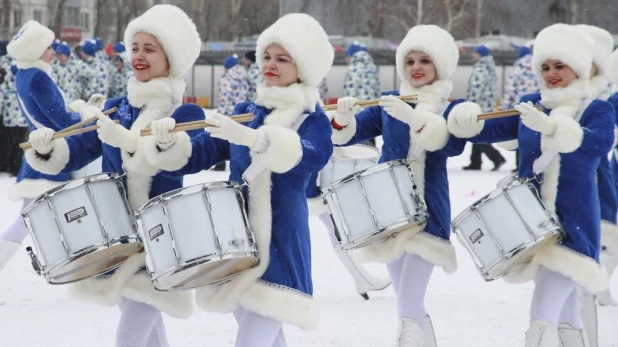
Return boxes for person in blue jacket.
[0,20,93,273]
[330,25,466,345]
[448,24,614,347]
[145,13,333,347]
[24,5,202,346]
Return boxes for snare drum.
[319,144,380,189]
[135,182,259,291]
[323,160,428,250]
[451,175,563,281]
[22,173,141,284]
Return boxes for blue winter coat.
[468,93,615,261]
[604,93,618,224]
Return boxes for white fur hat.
[124,4,201,78]
[608,49,618,84]
[7,21,54,62]
[532,24,594,81]
[396,25,459,82]
[575,25,614,75]
[256,13,334,87]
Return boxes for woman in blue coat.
[145,13,333,347]
[330,25,466,345]
[0,21,93,273]
[449,24,614,347]
[24,5,202,346]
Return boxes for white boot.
[333,245,391,299]
[395,317,424,347]
[525,321,559,347]
[580,295,598,347]
[597,252,618,306]
[0,239,21,271]
[424,315,437,347]
[558,323,590,347]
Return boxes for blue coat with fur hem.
[603,93,618,225]
[336,91,466,243]
[468,93,615,262]
[14,67,82,190]
[169,102,333,296]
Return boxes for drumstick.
[57,107,118,134]
[19,120,120,151]
[322,95,418,111]
[139,113,254,137]
[477,106,543,121]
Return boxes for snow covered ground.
[1,144,617,346]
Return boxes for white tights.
[530,267,583,330]
[116,298,169,347]
[233,308,286,347]
[386,253,434,323]
[0,199,32,243]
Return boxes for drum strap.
[17,95,45,129]
[241,112,311,185]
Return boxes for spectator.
[343,41,380,100]
[218,54,248,115]
[243,50,262,101]
[0,64,28,176]
[78,39,108,99]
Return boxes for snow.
[1,145,617,346]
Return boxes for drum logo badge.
[148,224,164,241]
[470,228,484,244]
[64,207,88,223]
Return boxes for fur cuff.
[331,117,357,145]
[539,245,608,293]
[240,281,319,330]
[355,223,425,263]
[403,232,457,273]
[67,99,87,113]
[412,111,449,151]
[496,139,519,151]
[8,179,64,201]
[251,125,302,173]
[122,272,194,319]
[143,132,192,171]
[24,139,70,175]
[601,220,618,256]
[542,114,583,153]
[446,102,485,138]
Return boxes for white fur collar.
[15,60,52,77]
[589,74,611,100]
[126,77,186,131]
[256,83,320,129]
[540,79,590,116]
[399,79,453,114]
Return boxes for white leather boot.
[395,318,424,347]
[0,239,21,271]
[333,245,391,299]
[580,295,598,347]
[525,321,559,347]
[558,323,590,347]
[424,315,437,347]
[597,252,618,306]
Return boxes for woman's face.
[541,60,577,89]
[40,47,55,64]
[262,43,299,87]
[131,32,169,82]
[404,50,437,88]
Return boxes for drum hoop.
[322,159,410,194]
[341,216,428,250]
[330,144,381,163]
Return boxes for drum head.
[46,241,143,284]
[332,144,380,160]
[154,255,259,291]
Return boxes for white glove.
[68,99,87,113]
[96,112,137,152]
[334,97,358,126]
[150,118,177,149]
[515,101,556,135]
[455,107,479,128]
[206,113,258,148]
[379,95,427,131]
[87,93,106,109]
[28,128,55,154]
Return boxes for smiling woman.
[262,44,299,87]
[130,33,170,82]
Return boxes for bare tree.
[1,0,12,38]
[93,0,107,38]
[51,0,68,38]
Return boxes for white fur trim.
[412,111,448,152]
[396,25,459,82]
[14,60,53,76]
[446,102,485,138]
[7,179,64,201]
[331,117,357,145]
[67,99,87,113]
[539,79,590,110]
[7,21,55,63]
[127,77,186,109]
[540,245,609,293]
[608,49,618,87]
[575,25,614,75]
[589,74,611,100]
[24,139,70,175]
[601,220,618,256]
[496,140,519,151]
[251,125,303,173]
[143,132,192,172]
[256,13,333,86]
[404,232,457,273]
[240,281,319,330]
[542,114,583,153]
[400,79,453,112]
[532,24,594,81]
[124,5,201,78]
[255,83,319,114]
[307,197,327,217]
[122,272,194,319]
